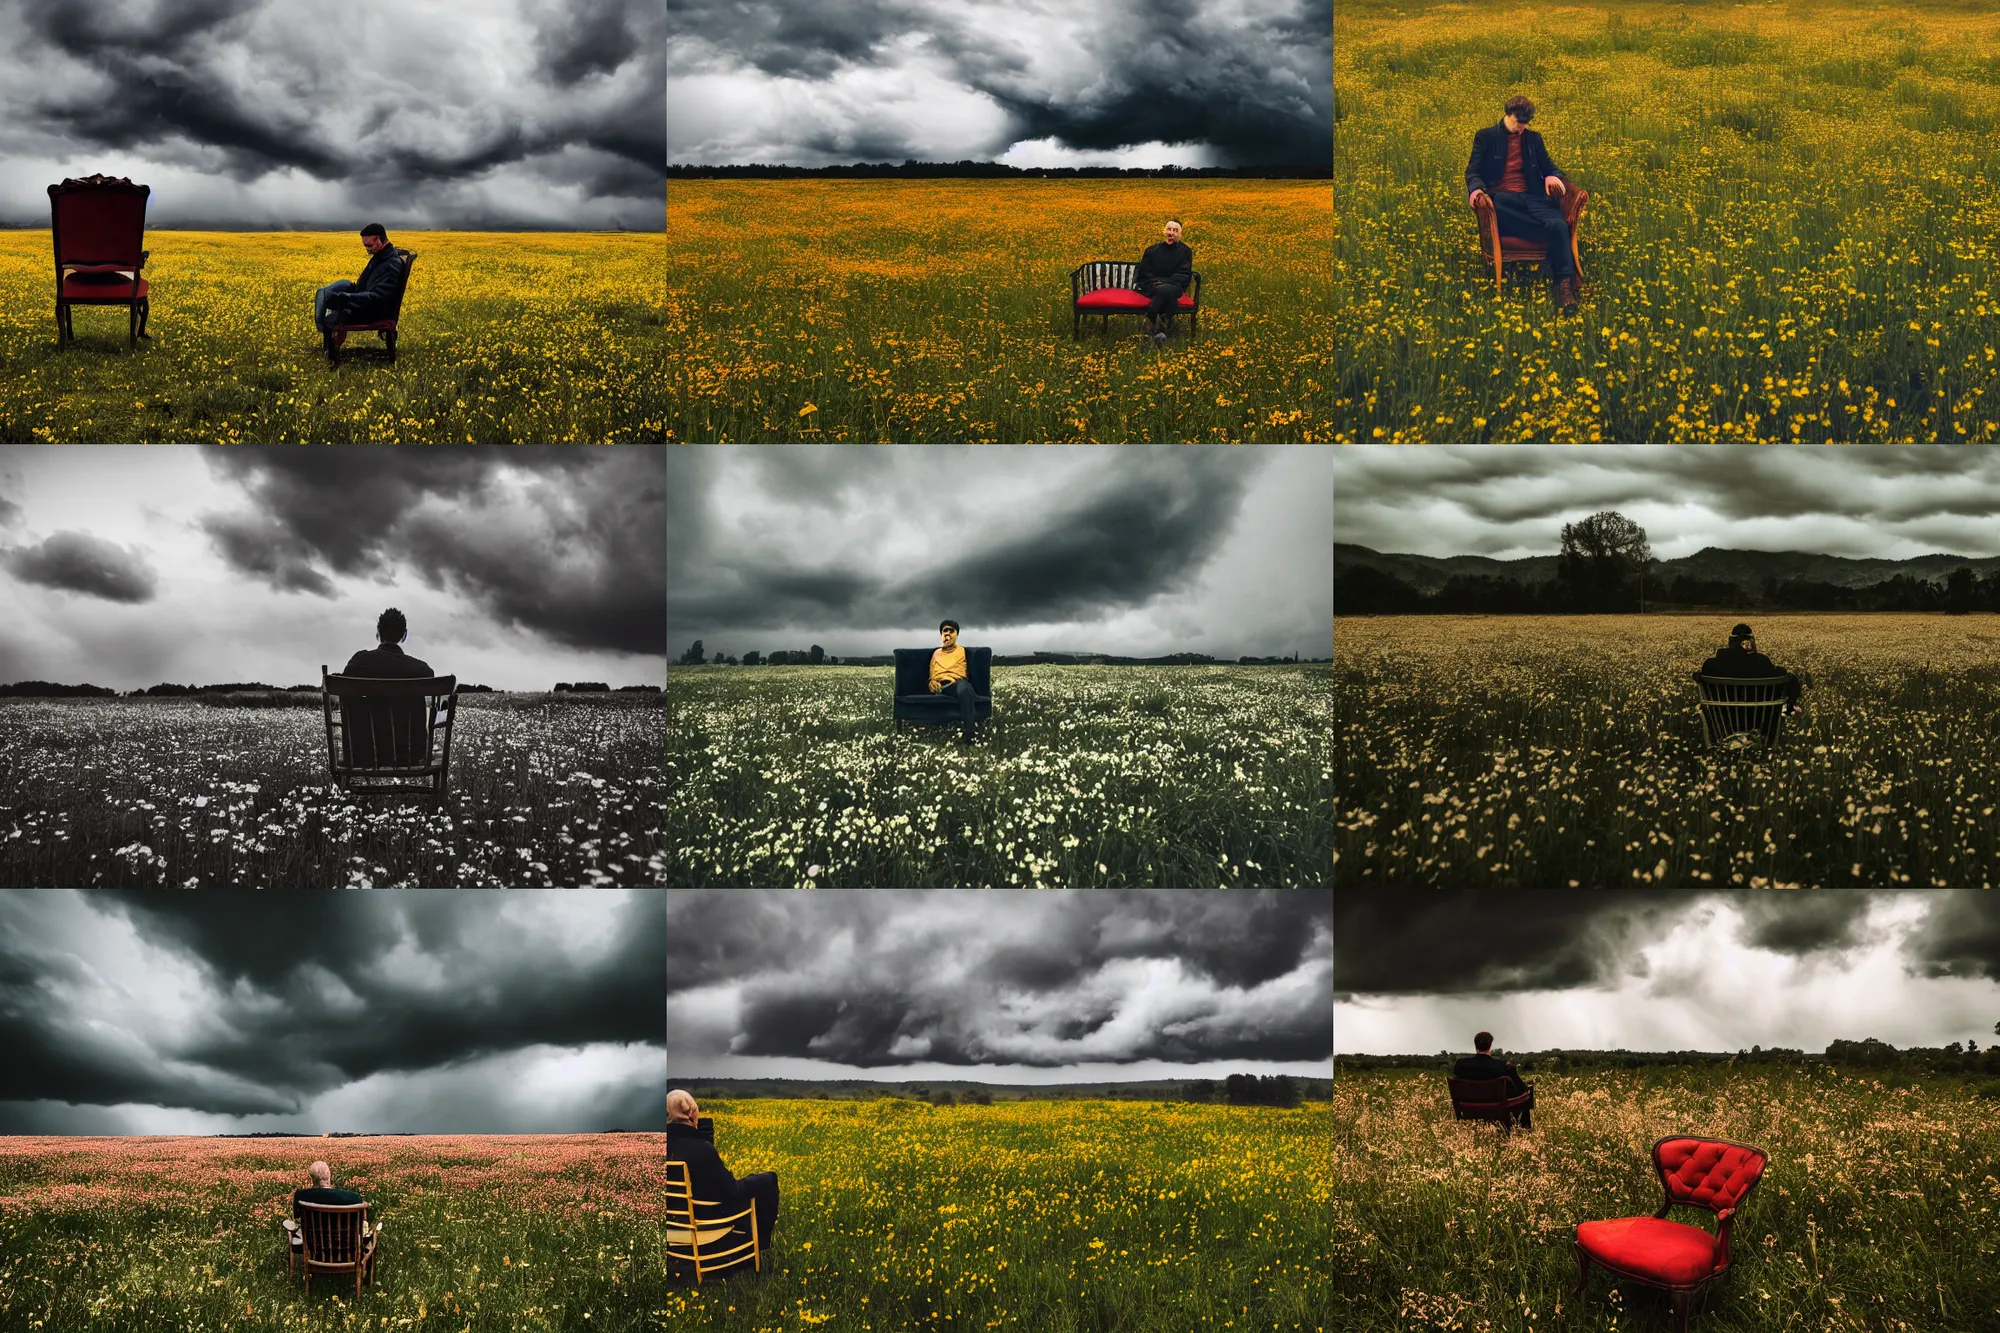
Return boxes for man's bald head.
[309,1161,332,1188]
[667,1089,698,1125]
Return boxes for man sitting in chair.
[1452,1030,1534,1129]
[668,1090,780,1250]
[1466,95,1577,317]
[1699,623,1803,714]
[1135,219,1193,347]
[285,1160,367,1263]
[931,619,979,745]
[341,608,434,766]
[315,224,411,359]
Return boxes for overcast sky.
[668,889,1332,1083]
[0,446,663,692]
[0,0,663,228]
[668,445,1331,661]
[1335,446,2000,562]
[667,0,1332,168]
[0,889,663,1134]
[1336,890,2000,1055]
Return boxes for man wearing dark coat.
[315,223,412,359]
[340,607,435,767]
[1134,219,1194,346]
[1452,1030,1534,1128]
[1699,623,1804,712]
[668,1090,779,1250]
[1466,95,1578,315]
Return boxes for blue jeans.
[315,280,355,333]
[933,676,977,736]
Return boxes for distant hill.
[1337,543,2000,591]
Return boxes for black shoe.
[322,329,337,359]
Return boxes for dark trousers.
[729,1172,779,1247]
[1489,191,1575,281]
[1138,279,1185,330]
[934,676,977,737]
[1509,1087,1536,1130]
[315,280,356,333]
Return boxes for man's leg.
[1514,1087,1535,1130]
[732,1172,779,1247]
[951,678,976,741]
[315,280,355,334]
[1147,282,1183,336]
[1490,192,1574,289]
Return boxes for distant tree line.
[0,680,652,698]
[1340,1033,2000,1078]
[676,642,1326,667]
[678,641,837,666]
[1179,1074,1303,1107]
[669,161,1332,180]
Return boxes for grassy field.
[1334,614,2000,887]
[667,664,1333,887]
[0,231,666,442]
[1331,1067,2000,1331]
[665,181,1333,442]
[1335,0,2000,441]
[0,693,666,887]
[0,1134,667,1333]
[665,1098,1331,1333]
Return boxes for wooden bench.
[666,1159,760,1283]
[1070,261,1203,341]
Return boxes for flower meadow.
[0,694,666,887]
[1335,0,2000,441]
[667,665,1334,887]
[664,181,1334,441]
[0,231,666,442]
[665,1098,1331,1333]
[1331,1068,2000,1332]
[1335,614,2000,887]
[0,1134,667,1333]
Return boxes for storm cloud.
[4,531,158,603]
[667,445,1331,661]
[0,0,665,228]
[668,890,1332,1075]
[0,890,665,1133]
[668,0,1333,167]
[1334,446,2000,562]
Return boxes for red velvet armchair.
[1574,1136,1768,1333]
[1471,184,1588,294]
[49,174,152,349]
[1070,261,1202,341]
[1447,1076,1534,1132]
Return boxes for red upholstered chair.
[1070,261,1202,341]
[1574,1136,1768,1333]
[1471,184,1588,294]
[331,252,417,365]
[48,174,152,349]
[1447,1076,1533,1133]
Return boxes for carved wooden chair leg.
[1571,1246,1591,1297]
[1670,1287,1694,1333]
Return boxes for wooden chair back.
[1691,673,1791,749]
[321,666,459,798]
[666,1158,760,1282]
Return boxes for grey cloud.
[4,530,159,602]
[1904,893,2000,983]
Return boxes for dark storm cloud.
[0,890,663,1119]
[4,530,159,603]
[0,0,664,227]
[1904,893,2000,983]
[1335,446,2000,560]
[668,890,1332,1067]
[199,447,664,655]
[669,0,1332,166]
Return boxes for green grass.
[666,1098,1331,1333]
[1331,1067,2000,1331]
[1335,0,2000,440]
[667,664,1333,886]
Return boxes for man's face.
[941,625,958,650]
[1504,112,1524,132]
[1164,221,1182,245]
[362,234,387,254]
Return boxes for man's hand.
[1544,176,1565,196]
[1469,189,1490,209]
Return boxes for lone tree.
[678,640,705,665]
[1558,511,1652,613]
[810,644,825,664]
[1948,566,1976,615]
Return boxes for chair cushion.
[1576,1217,1720,1285]
[60,275,147,299]
[1075,289,1197,311]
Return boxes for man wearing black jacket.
[1452,1031,1534,1128]
[1134,219,1194,346]
[668,1089,779,1251]
[315,224,412,359]
[1699,623,1804,712]
[340,607,434,767]
[1466,95,1577,315]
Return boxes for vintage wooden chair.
[1070,261,1203,341]
[330,252,417,365]
[321,666,459,800]
[1691,673,1793,751]
[48,174,152,349]
[1574,1136,1768,1333]
[286,1201,382,1296]
[892,647,993,734]
[666,1159,760,1283]
[1471,185,1589,295]
[1447,1076,1535,1133]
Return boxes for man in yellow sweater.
[930,619,978,744]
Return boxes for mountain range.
[1336,545,2000,591]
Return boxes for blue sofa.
[893,647,992,731]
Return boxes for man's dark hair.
[1731,623,1754,644]
[377,608,408,643]
[940,619,960,634]
[1504,95,1536,122]
[360,223,388,242]
[1474,1031,1494,1052]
